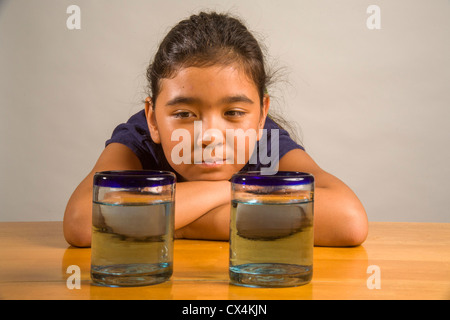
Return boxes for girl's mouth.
[199,158,226,167]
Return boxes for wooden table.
[0,221,449,300]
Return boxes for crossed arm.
[63,143,231,247]
[176,148,368,246]
[63,143,368,247]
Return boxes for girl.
[63,12,368,247]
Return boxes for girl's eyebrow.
[165,95,254,107]
[219,95,254,105]
[166,96,201,106]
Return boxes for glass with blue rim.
[91,170,176,287]
[229,171,314,287]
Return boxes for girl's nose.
[194,116,226,147]
[201,127,224,149]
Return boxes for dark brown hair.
[146,11,270,106]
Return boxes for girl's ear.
[144,97,161,144]
[258,94,270,140]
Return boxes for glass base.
[229,263,312,288]
[91,263,172,287]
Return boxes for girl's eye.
[225,110,246,117]
[173,111,195,119]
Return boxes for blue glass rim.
[93,170,176,188]
[231,171,314,186]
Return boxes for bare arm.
[178,149,368,246]
[65,144,366,246]
[63,143,231,246]
[176,203,230,241]
[63,143,143,247]
[174,180,230,231]
[278,149,368,246]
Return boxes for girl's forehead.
[160,65,257,93]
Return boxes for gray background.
[1,0,449,222]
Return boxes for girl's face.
[145,65,269,181]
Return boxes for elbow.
[64,228,91,248]
[63,208,92,248]
[342,218,368,246]
[337,207,369,247]
[315,205,368,247]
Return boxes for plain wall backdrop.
[1,0,449,222]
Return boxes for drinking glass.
[91,170,176,287]
[229,171,314,287]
